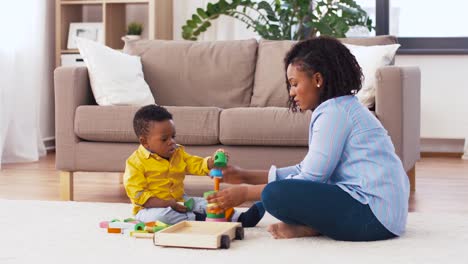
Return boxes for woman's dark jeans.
[261,180,397,241]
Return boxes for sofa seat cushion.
[75,106,221,145]
[219,107,311,146]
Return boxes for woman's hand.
[206,186,248,211]
[221,165,246,184]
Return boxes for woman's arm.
[221,166,269,185]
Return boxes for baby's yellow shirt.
[124,145,210,215]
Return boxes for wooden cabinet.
[55,0,173,67]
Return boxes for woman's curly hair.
[284,36,363,111]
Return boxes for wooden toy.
[99,221,109,228]
[107,227,122,234]
[109,221,136,229]
[184,198,195,211]
[154,221,244,249]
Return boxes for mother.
[208,36,409,241]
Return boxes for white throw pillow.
[345,43,400,108]
[75,38,155,106]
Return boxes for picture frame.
[67,22,104,49]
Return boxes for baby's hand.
[168,199,187,213]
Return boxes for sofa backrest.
[124,39,258,108]
[250,35,398,108]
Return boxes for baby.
[124,104,264,226]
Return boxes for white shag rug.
[0,199,467,264]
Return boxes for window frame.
[375,0,468,54]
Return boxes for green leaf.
[207,3,215,15]
[197,8,208,19]
[187,20,196,28]
[192,14,202,24]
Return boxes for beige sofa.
[54,35,420,200]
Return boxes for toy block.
[134,222,146,231]
[109,222,136,230]
[130,230,148,237]
[133,232,154,239]
[155,221,170,228]
[107,227,122,234]
[145,222,156,227]
[213,152,227,167]
[99,221,109,228]
[210,169,223,177]
[204,190,217,199]
[206,218,227,222]
[184,198,195,211]
[206,212,225,218]
[153,226,166,232]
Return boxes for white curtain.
[174,0,260,41]
[0,1,48,168]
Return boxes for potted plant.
[122,22,144,42]
[182,0,373,41]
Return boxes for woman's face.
[287,63,323,111]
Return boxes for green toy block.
[153,226,166,232]
[213,151,227,167]
[184,198,194,211]
[206,212,225,219]
[204,190,217,199]
[123,218,136,222]
[134,222,146,231]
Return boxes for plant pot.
[121,35,141,42]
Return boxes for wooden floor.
[1,153,467,213]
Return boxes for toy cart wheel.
[220,235,231,249]
[235,227,244,240]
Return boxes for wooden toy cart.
[153,221,244,249]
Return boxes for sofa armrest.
[375,66,421,172]
[54,66,95,171]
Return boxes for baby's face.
[143,119,177,159]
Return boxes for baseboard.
[43,137,55,152]
[420,138,465,158]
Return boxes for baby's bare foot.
[267,222,319,239]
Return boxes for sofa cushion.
[124,39,258,108]
[75,38,155,106]
[219,107,311,146]
[345,43,400,108]
[75,106,221,145]
[250,35,398,108]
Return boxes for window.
[353,0,468,54]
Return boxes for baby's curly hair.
[133,105,172,138]
[284,36,363,111]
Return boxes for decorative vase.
[121,35,141,42]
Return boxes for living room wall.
[395,55,468,141]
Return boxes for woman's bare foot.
[267,222,320,239]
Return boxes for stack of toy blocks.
[205,151,233,222]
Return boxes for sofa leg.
[407,165,416,192]
[60,171,74,200]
